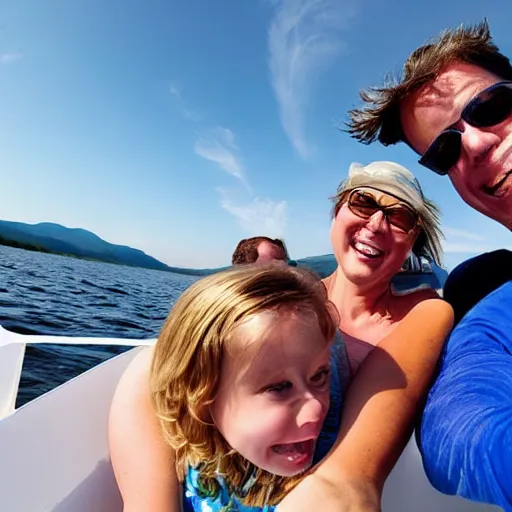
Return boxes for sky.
[1,0,511,270]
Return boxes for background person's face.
[400,61,512,229]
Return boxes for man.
[231,236,291,265]
[345,20,512,509]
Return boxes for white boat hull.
[0,331,502,511]
[0,346,141,512]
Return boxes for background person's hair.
[231,236,289,265]
[345,19,512,146]
[150,263,338,507]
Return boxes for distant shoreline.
[0,236,148,268]
[0,236,53,255]
[0,237,215,277]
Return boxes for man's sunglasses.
[347,189,418,233]
[419,81,512,176]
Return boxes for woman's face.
[330,187,419,287]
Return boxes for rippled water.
[0,245,199,407]
[0,244,447,409]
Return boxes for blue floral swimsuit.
[182,331,350,512]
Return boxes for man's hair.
[231,236,289,265]
[346,19,512,146]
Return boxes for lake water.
[0,244,446,408]
[0,245,199,407]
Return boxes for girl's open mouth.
[271,439,315,466]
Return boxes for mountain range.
[0,220,447,287]
[0,220,215,276]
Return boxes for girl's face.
[210,309,332,477]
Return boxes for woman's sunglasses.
[347,189,418,233]
[419,81,512,176]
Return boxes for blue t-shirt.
[420,277,512,510]
[182,331,350,512]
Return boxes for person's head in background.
[232,236,292,265]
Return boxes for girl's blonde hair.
[150,263,338,507]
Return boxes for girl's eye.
[311,368,330,387]
[265,381,292,394]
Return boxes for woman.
[109,160,452,511]
[324,160,443,374]
[276,160,446,511]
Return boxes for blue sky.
[1,1,511,270]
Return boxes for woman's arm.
[108,347,181,512]
[277,298,454,511]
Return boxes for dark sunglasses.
[347,189,418,233]
[419,81,512,175]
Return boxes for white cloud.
[443,242,512,254]
[0,52,22,65]
[268,0,356,159]
[441,225,510,254]
[443,226,485,242]
[173,85,287,237]
[169,82,201,122]
[218,188,288,237]
[195,127,249,188]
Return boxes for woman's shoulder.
[109,346,155,441]
[109,345,180,511]
[111,346,154,404]
[401,296,454,327]
[394,287,441,314]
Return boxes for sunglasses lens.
[420,83,512,175]
[387,208,417,232]
[349,191,417,233]
[419,130,462,176]
[465,83,512,128]
[349,192,378,218]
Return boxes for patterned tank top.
[182,331,350,512]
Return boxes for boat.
[0,325,502,512]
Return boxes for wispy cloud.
[218,188,288,236]
[268,0,356,159]
[442,225,511,254]
[0,52,22,65]
[443,226,485,242]
[169,82,201,122]
[173,83,288,236]
[195,126,249,188]
[443,242,512,254]
[170,84,246,184]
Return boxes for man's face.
[256,241,287,264]
[400,61,512,229]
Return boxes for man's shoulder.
[444,249,512,324]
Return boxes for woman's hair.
[150,263,338,506]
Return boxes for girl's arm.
[109,347,181,512]
[277,298,454,511]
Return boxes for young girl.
[110,256,453,512]
[149,263,350,511]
